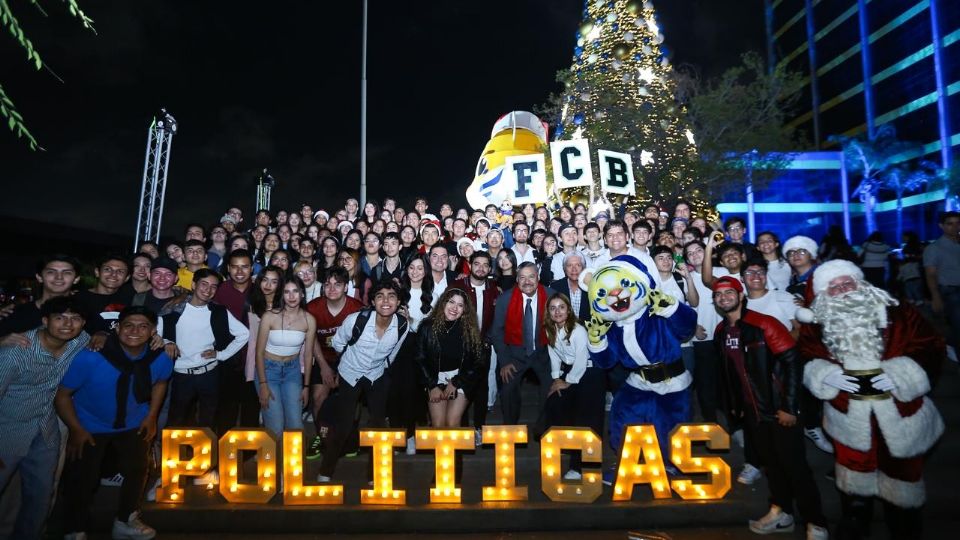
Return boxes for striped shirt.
[0,328,90,457]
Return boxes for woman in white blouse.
[543,292,606,480]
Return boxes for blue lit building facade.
[721,0,959,244]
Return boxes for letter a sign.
[504,154,548,205]
[598,150,635,196]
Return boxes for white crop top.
[265,329,305,356]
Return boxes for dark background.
[1,0,764,240]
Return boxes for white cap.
[812,259,864,294]
[783,235,818,257]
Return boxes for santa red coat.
[800,303,945,508]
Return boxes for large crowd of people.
[0,195,956,540]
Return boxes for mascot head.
[588,255,658,323]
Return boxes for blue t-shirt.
[60,347,173,434]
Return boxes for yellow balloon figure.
[466,111,548,210]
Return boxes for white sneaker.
[748,505,795,534]
[145,478,161,502]
[947,345,957,363]
[737,463,762,485]
[406,436,417,455]
[64,533,87,540]
[112,511,156,539]
[563,470,582,481]
[731,429,744,448]
[804,427,834,454]
[806,523,829,540]
[193,469,219,486]
[474,429,483,448]
[100,473,124,487]
[604,392,613,412]
[316,474,332,482]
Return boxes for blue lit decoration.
[574,46,584,56]
[573,113,585,125]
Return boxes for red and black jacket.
[715,310,801,422]
[452,277,501,342]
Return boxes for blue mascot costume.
[583,255,697,482]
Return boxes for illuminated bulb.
[166,460,176,468]
[264,453,271,461]
[588,476,596,483]
[263,484,271,492]
[246,434,254,442]
[186,430,194,437]
[546,436,553,443]
[576,487,582,495]
[656,483,665,491]
[694,458,702,466]
[547,468,555,477]
[421,432,428,440]
[394,433,402,440]
[500,456,508,463]
[633,426,642,433]
[230,484,238,493]
[444,488,451,496]
[619,469,626,477]
[450,432,458,440]
[293,488,300,496]
[392,492,399,499]
[486,431,494,439]
[557,487,564,494]
[294,437,301,446]
[673,456,682,465]
[381,447,388,455]
[652,467,660,476]
[172,474,179,482]
[229,436,237,443]
[615,487,623,495]
[230,468,237,477]
[293,468,301,477]
[500,488,507,495]
[306,489,313,497]
[645,437,653,444]
[171,431,179,439]
[711,466,720,474]
[291,458,299,466]
[646,452,656,460]
[565,431,573,439]
[185,464,193,471]
[517,432,525,440]
[682,426,690,434]
[701,425,710,432]
[229,453,236,459]
[381,459,388,466]
[319,489,326,496]
[332,489,340,496]
[673,440,682,448]
[625,435,633,443]
[381,490,388,497]
[381,433,388,441]
[170,492,179,500]
[486,487,494,495]
[501,443,509,450]
[545,451,553,459]
[586,447,594,455]
[678,484,687,491]
[381,480,389,488]
[502,467,510,474]
[201,447,210,455]
[381,469,389,478]
[623,449,631,458]
[500,430,507,438]
[201,461,209,469]
[437,433,444,441]
[501,478,508,485]
[443,448,450,455]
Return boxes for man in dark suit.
[452,250,501,432]
[490,262,554,428]
[550,251,590,323]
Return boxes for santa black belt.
[633,361,685,384]
[843,368,892,401]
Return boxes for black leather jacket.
[415,319,483,395]
[714,310,801,422]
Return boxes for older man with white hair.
[798,259,945,539]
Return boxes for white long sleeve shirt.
[174,303,249,371]
[332,312,408,386]
[548,324,591,384]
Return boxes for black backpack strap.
[346,308,374,347]
[672,272,687,302]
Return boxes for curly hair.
[422,287,483,355]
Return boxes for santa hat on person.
[795,259,865,323]
[418,214,443,238]
[456,237,475,256]
[782,235,819,257]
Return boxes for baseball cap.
[711,276,743,293]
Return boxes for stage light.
[157,428,215,504]
[416,428,473,503]
[481,425,528,501]
[282,431,343,505]
[218,429,277,504]
[540,427,602,503]
[612,425,671,501]
[669,423,731,500]
[360,429,406,505]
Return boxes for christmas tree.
[550,0,709,215]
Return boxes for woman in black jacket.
[415,287,483,428]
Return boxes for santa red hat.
[418,213,443,237]
[812,259,864,295]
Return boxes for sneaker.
[947,345,958,363]
[64,533,87,540]
[474,429,483,448]
[343,450,359,458]
[737,463,762,485]
[806,524,829,540]
[100,473,124,487]
[748,505,795,534]
[731,429,744,448]
[406,436,417,455]
[145,478,161,502]
[563,470,582,481]
[604,392,614,412]
[316,474,332,482]
[306,435,323,461]
[804,427,834,454]
[193,469,219,486]
[112,510,156,539]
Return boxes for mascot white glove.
[823,367,860,393]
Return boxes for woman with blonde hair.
[415,287,483,428]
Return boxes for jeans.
[0,431,60,539]
[60,429,149,534]
[254,359,304,438]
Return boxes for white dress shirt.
[333,311,408,385]
[511,244,537,265]
[548,324,591,384]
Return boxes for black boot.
[884,501,922,540]
[837,493,873,539]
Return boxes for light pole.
[360,0,368,208]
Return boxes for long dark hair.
[544,292,578,347]
[275,275,308,312]
[250,265,284,317]
[400,254,434,315]
[422,287,482,355]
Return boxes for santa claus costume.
[799,260,945,538]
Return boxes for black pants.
[168,369,219,428]
[464,345,492,428]
[544,366,606,471]
[318,375,390,478]
[744,413,825,527]
[59,429,149,533]
[692,341,720,423]
[215,357,260,436]
[386,333,425,437]
[838,493,923,540]
[499,351,552,430]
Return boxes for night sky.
[1,1,765,237]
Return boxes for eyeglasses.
[787,249,810,258]
[743,270,766,277]
[827,279,858,296]
[726,225,744,232]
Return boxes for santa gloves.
[870,373,897,392]
[823,367,860,393]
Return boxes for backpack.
[672,272,688,303]
[346,307,409,348]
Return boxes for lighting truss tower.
[256,169,275,213]
[133,109,177,251]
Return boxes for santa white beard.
[811,280,898,371]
